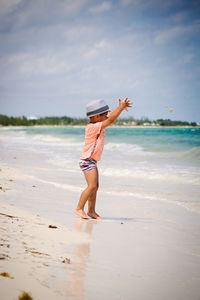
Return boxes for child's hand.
[119,97,133,112]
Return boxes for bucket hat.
[86,99,110,117]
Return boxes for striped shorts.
[79,158,97,173]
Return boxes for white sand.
[0,136,200,299]
[0,166,92,300]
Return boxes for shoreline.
[0,125,199,129]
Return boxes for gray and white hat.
[86,99,110,117]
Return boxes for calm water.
[1,126,200,213]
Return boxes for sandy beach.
[0,127,200,299]
[0,166,93,300]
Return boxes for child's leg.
[88,191,97,214]
[75,168,99,219]
[87,168,101,219]
[87,190,101,220]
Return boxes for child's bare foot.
[75,209,90,219]
[87,211,102,220]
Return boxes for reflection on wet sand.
[64,219,97,298]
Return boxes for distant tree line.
[0,114,197,127]
[114,117,197,127]
[155,119,197,127]
[0,115,88,126]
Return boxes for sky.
[0,0,200,122]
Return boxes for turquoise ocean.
[1,126,200,214]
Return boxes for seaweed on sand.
[18,291,33,300]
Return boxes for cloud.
[8,52,74,75]
[167,11,189,24]
[180,53,194,64]
[0,0,92,32]
[84,39,112,59]
[89,1,112,13]
[120,0,134,6]
[63,24,102,43]
[0,0,22,16]
[154,22,200,44]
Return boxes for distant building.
[27,116,39,120]
[130,121,137,126]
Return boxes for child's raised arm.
[101,97,132,129]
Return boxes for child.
[75,97,132,220]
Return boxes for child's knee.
[88,184,98,193]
